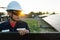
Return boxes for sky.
[0,0,60,14]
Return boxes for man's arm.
[24,22,30,32]
[17,21,30,36]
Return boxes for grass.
[22,18,57,33]
[23,19,41,33]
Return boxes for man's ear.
[8,12,12,16]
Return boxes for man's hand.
[17,28,29,36]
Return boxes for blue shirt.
[0,20,30,32]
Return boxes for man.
[0,1,30,35]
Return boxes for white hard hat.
[7,1,22,10]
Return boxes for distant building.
[0,7,9,22]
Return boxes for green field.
[23,19,41,33]
[22,18,57,33]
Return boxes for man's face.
[12,14,20,21]
[8,10,21,21]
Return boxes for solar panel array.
[43,14,60,32]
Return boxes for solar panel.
[42,14,60,32]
